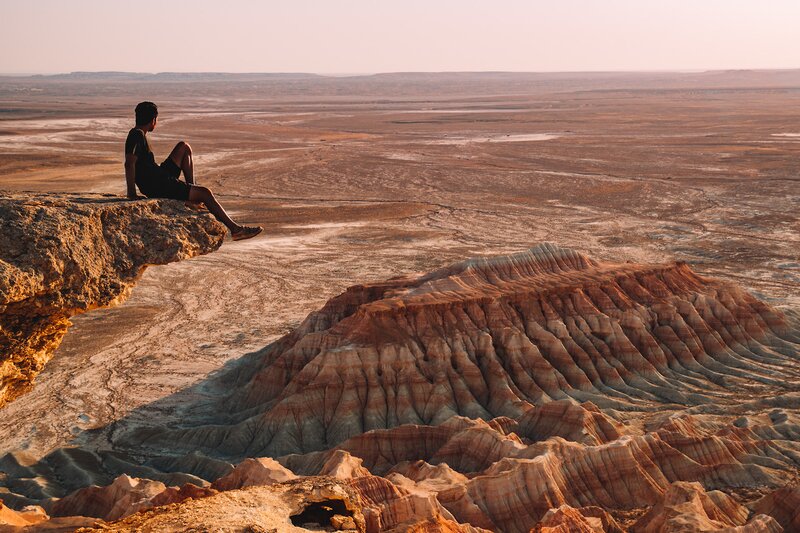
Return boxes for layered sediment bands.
[753,486,800,532]
[436,426,793,531]
[531,505,623,533]
[5,245,798,531]
[629,481,781,532]
[130,244,799,458]
[347,475,485,533]
[0,193,226,406]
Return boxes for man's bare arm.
[124,153,140,199]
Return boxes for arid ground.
[0,72,799,530]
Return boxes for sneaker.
[231,225,263,241]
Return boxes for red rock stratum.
[129,244,800,458]
[2,244,799,531]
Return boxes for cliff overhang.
[0,192,227,407]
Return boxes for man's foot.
[231,225,263,241]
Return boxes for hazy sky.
[2,0,798,74]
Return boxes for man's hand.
[124,153,139,200]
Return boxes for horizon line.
[2,67,800,78]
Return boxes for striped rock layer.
[132,244,799,459]
[5,245,799,532]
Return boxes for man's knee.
[176,141,192,155]
[189,185,211,200]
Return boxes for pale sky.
[1,0,798,74]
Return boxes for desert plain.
[0,71,799,531]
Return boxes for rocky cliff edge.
[0,192,226,407]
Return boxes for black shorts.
[136,158,191,201]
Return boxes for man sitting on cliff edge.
[124,101,262,241]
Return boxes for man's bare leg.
[168,141,194,184]
[188,185,262,240]
[168,141,204,210]
[188,185,237,229]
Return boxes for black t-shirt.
[124,128,159,178]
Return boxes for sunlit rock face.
[130,244,799,459]
[629,481,781,533]
[0,193,226,407]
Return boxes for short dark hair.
[135,101,158,126]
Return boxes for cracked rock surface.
[0,193,226,407]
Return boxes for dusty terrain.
[0,72,798,531]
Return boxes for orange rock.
[753,485,800,532]
[0,501,48,527]
[149,483,218,507]
[318,450,372,479]
[348,475,486,533]
[516,400,623,445]
[73,477,368,532]
[437,429,788,532]
[631,481,781,532]
[50,474,166,521]
[388,460,468,494]
[211,457,297,491]
[530,505,623,533]
[280,416,526,476]
[0,194,226,407]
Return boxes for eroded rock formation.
[49,474,166,522]
[20,477,368,532]
[2,245,799,531]
[0,193,226,406]
[0,501,48,529]
[128,244,799,461]
[630,481,781,532]
[531,505,623,533]
[211,457,297,491]
[752,486,800,532]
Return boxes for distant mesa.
[127,243,799,459]
[26,71,324,82]
[0,193,226,407]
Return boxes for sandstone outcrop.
[149,483,218,507]
[49,474,166,521]
[0,502,47,528]
[318,450,372,479]
[752,485,800,532]
[347,475,484,533]
[211,457,297,491]
[0,193,226,406]
[435,429,786,531]
[81,477,366,533]
[531,505,623,533]
[630,481,781,532]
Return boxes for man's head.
[134,101,158,129]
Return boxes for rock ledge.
[0,192,226,407]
